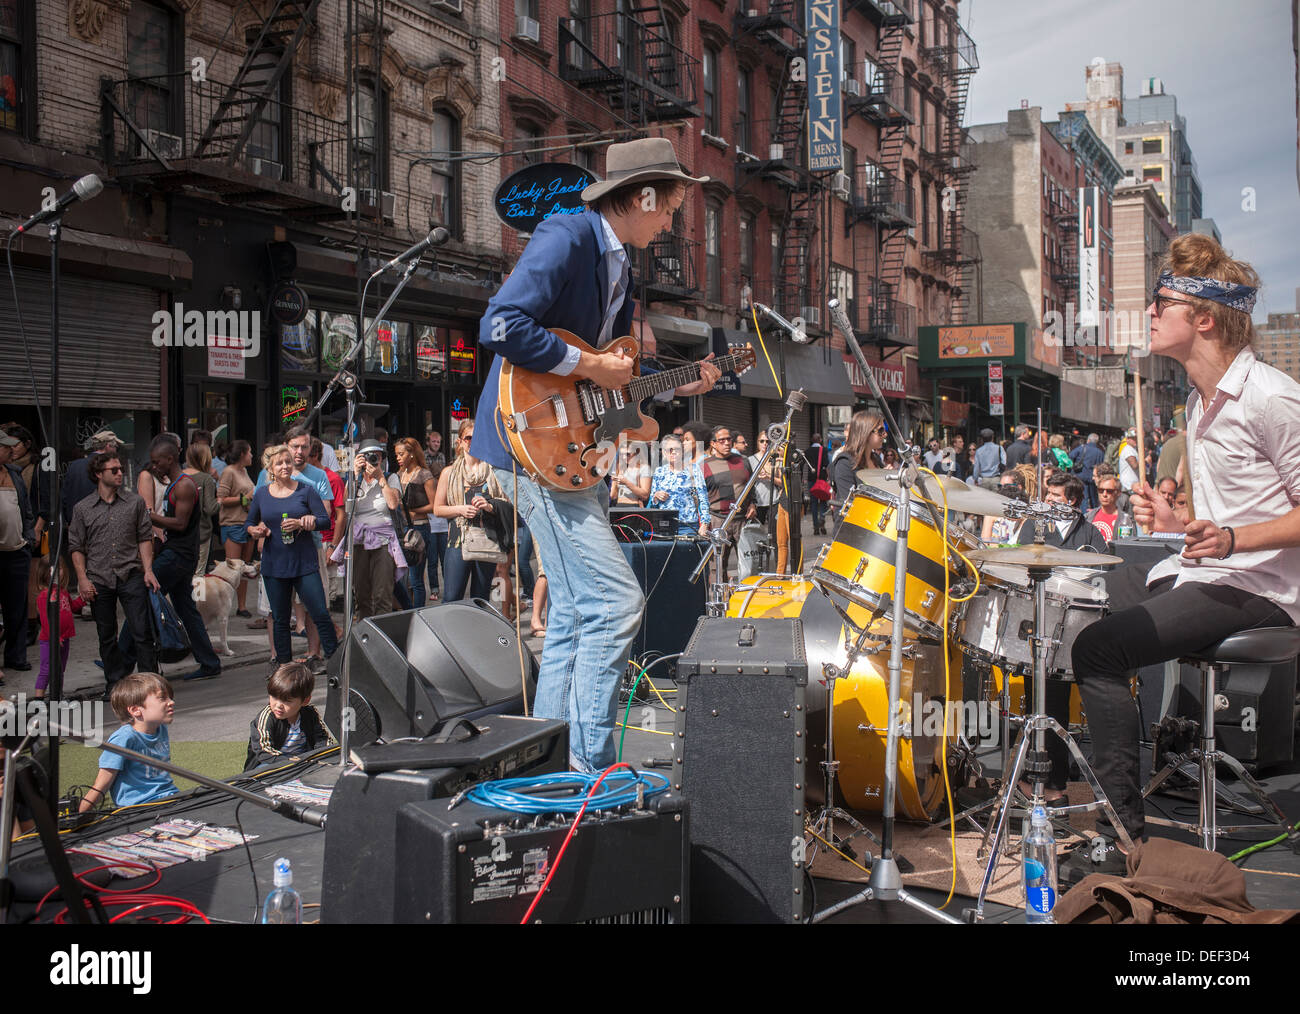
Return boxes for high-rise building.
[1256,291,1300,383]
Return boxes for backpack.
[1103,438,1122,470]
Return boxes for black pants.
[1072,580,1293,838]
[93,571,157,684]
[0,547,30,667]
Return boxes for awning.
[1060,378,1130,429]
[717,329,856,405]
[646,311,711,348]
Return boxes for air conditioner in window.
[842,78,862,97]
[832,172,851,201]
[248,157,284,181]
[360,188,397,221]
[514,15,540,43]
[430,0,463,13]
[137,129,182,161]
[801,305,822,327]
[768,143,785,161]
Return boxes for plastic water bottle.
[1023,806,1057,924]
[261,857,302,924]
[280,512,295,545]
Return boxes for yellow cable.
[626,660,678,712]
[614,721,673,736]
[917,465,958,909]
[751,305,782,397]
[804,825,872,876]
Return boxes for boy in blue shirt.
[79,672,178,811]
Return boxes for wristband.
[1221,526,1235,559]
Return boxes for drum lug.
[921,590,936,609]
[858,721,913,739]
[876,507,894,533]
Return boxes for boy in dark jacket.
[245,661,335,771]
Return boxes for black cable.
[234,798,260,924]
[643,532,678,605]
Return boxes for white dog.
[195,559,259,656]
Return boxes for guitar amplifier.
[392,790,688,924]
[610,507,679,538]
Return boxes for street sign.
[988,360,1003,381]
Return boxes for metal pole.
[45,217,63,812]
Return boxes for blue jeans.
[442,542,495,602]
[495,468,645,773]
[406,524,430,608]
[426,528,447,595]
[514,522,536,598]
[810,496,827,531]
[263,571,338,664]
[120,548,222,672]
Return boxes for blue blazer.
[472,210,635,471]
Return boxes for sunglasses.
[1150,290,1195,316]
[101,466,123,474]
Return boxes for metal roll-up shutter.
[0,268,162,408]
[701,395,753,441]
[757,397,812,455]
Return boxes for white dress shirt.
[549,213,629,378]
[1147,347,1300,622]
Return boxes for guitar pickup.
[610,388,625,410]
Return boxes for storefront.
[840,351,933,444]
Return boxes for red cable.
[519,762,637,925]
[34,858,209,924]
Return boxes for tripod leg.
[973,729,1031,919]
[1047,716,1136,853]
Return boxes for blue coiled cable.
[463,770,671,813]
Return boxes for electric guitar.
[499,328,756,492]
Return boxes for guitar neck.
[626,352,746,401]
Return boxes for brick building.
[0,0,503,465]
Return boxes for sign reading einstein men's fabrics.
[806,0,843,172]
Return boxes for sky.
[961,0,1299,322]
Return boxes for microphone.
[827,297,855,342]
[271,800,329,829]
[377,227,450,272]
[14,174,104,234]
[754,303,811,344]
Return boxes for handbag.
[395,477,426,564]
[461,520,507,564]
[809,445,832,502]
[149,590,192,664]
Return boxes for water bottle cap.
[273,857,292,887]
[1031,805,1049,826]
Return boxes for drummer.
[980,464,1037,543]
[830,410,886,501]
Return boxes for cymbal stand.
[814,300,961,924]
[691,389,806,614]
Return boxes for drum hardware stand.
[813,300,962,925]
[691,389,806,614]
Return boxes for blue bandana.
[1156,270,1257,313]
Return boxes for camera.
[363,451,383,466]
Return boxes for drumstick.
[1133,360,1147,534]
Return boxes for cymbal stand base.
[813,854,963,924]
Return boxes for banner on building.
[1078,186,1100,329]
[806,0,843,172]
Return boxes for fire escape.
[843,0,912,349]
[924,12,979,325]
[734,1,822,333]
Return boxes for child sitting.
[79,672,178,812]
[34,557,75,700]
[245,661,335,771]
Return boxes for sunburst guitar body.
[498,328,755,493]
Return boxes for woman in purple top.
[246,445,336,667]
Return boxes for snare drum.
[812,486,978,640]
[954,564,1108,675]
[726,576,964,821]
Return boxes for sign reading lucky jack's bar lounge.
[806,0,843,172]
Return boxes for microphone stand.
[813,299,961,925]
[690,389,806,613]
[301,256,423,768]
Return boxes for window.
[566,0,590,70]
[934,182,944,249]
[737,68,751,153]
[127,1,179,136]
[1143,165,1163,182]
[0,0,30,135]
[920,183,930,247]
[702,47,720,136]
[705,202,721,303]
[831,264,855,327]
[843,142,857,199]
[739,212,754,284]
[903,75,914,119]
[243,42,286,167]
[1142,137,1163,155]
[515,0,537,21]
[429,109,459,236]
[515,121,543,165]
[1124,140,1134,154]
[615,0,641,76]
[905,170,915,220]
[840,36,855,85]
[351,76,387,190]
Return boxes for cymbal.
[855,468,1018,517]
[967,544,1123,570]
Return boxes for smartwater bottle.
[1023,806,1057,924]
[281,512,295,545]
[261,857,302,924]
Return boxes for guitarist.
[471,137,720,773]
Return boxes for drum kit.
[696,301,1137,923]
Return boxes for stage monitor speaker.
[321,715,567,924]
[324,599,537,747]
[392,791,687,923]
[674,616,808,924]
[1169,659,1297,772]
[621,537,707,661]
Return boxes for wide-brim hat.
[357,440,386,456]
[581,137,709,203]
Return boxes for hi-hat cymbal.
[855,468,1018,517]
[967,544,1123,570]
